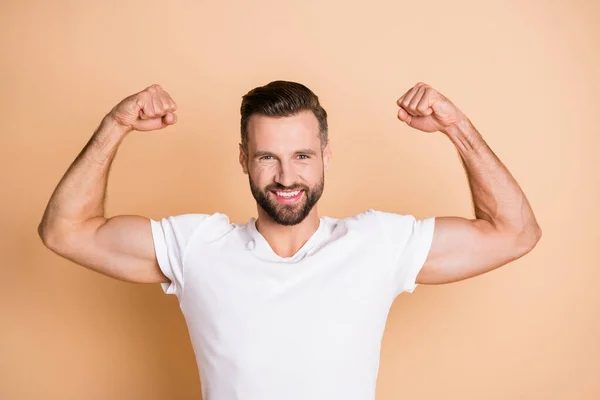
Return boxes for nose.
[274,160,298,188]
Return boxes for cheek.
[305,164,323,180]
[294,164,321,183]
[249,165,272,186]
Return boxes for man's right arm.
[38,84,178,284]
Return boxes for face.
[240,110,332,226]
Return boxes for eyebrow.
[254,148,318,157]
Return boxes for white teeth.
[276,190,301,197]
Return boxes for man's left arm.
[396,82,542,285]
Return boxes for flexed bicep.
[416,216,535,285]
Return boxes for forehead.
[247,109,320,154]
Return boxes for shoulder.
[324,209,394,239]
[342,208,418,228]
[151,212,235,244]
[340,209,434,240]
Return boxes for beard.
[249,172,324,226]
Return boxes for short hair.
[240,80,328,153]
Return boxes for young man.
[38,81,541,400]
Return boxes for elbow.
[38,221,51,245]
[38,222,69,253]
[38,222,58,250]
[514,223,542,257]
[38,218,98,254]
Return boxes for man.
[38,81,541,400]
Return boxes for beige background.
[1,0,598,399]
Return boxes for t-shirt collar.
[245,217,325,262]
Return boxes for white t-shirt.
[150,208,435,400]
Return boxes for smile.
[271,190,304,203]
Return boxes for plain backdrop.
[1,0,598,399]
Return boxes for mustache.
[266,184,308,192]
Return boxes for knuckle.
[135,95,149,109]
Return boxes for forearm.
[445,118,541,243]
[38,115,129,242]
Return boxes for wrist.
[443,117,485,153]
[101,113,132,137]
[86,115,130,160]
[443,116,478,139]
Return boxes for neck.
[255,207,321,258]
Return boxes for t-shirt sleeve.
[371,209,436,296]
[149,213,212,298]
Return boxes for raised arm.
[38,84,178,284]
[396,82,542,285]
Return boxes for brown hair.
[240,80,328,153]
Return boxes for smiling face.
[239,109,332,226]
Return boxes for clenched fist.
[108,84,178,133]
[397,82,466,134]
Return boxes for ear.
[239,143,249,174]
[323,140,332,172]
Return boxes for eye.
[260,156,273,160]
[298,155,310,160]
